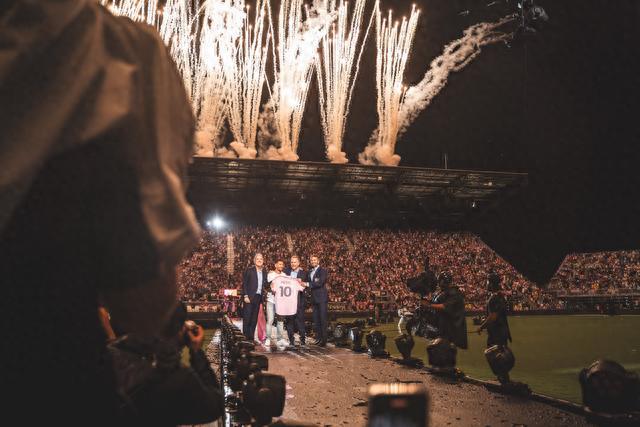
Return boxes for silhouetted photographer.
[417,271,468,374]
[405,257,439,338]
[406,257,438,297]
[421,271,468,350]
[108,304,224,425]
[477,272,512,348]
[476,272,529,394]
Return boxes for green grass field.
[369,315,640,403]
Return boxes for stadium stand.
[178,227,561,311]
[549,251,640,296]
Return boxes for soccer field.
[373,315,640,403]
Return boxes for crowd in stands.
[178,226,563,311]
[178,231,229,302]
[549,251,640,295]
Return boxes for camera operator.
[107,303,224,425]
[476,271,512,348]
[404,257,439,338]
[408,257,438,296]
[476,271,514,384]
[421,271,468,350]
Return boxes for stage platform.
[254,343,589,426]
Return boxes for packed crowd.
[548,250,640,295]
[178,231,230,302]
[178,227,562,311]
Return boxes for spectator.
[549,251,640,296]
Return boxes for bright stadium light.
[209,216,225,230]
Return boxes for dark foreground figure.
[0,0,199,423]
[108,304,224,425]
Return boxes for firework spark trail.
[102,0,199,111]
[397,14,516,140]
[316,0,373,164]
[359,3,420,166]
[100,0,158,25]
[258,0,335,161]
[193,0,247,157]
[225,0,271,159]
[105,0,236,157]
[158,0,202,109]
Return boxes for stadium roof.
[187,157,528,226]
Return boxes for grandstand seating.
[549,251,640,296]
[178,227,562,311]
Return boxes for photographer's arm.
[420,298,444,311]
[97,306,116,341]
[187,326,220,389]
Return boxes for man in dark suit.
[308,255,329,346]
[284,255,308,346]
[242,253,268,342]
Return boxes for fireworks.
[225,0,271,158]
[192,0,242,157]
[359,3,420,166]
[100,0,158,25]
[316,0,373,163]
[259,0,334,160]
[102,1,514,167]
[398,15,516,141]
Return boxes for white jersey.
[267,271,287,303]
[271,276,305,316]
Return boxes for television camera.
[404,268,440,339]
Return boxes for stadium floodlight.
[366,330,389,358]
[394,333,423,367]
[579,359,640,414]
[484,345,515,384]
[333,323,350,347]
[426,337,457,369]
[349,327,365,352]
[210,216,225,230]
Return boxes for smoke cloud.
[360,14,516,166]
[398,15,516,139]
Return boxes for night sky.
[293,0,640,283]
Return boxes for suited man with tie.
[284,255,308,346]
[308,255,329,346]
[242,253,268,342]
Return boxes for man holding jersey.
[271,266,308,348]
